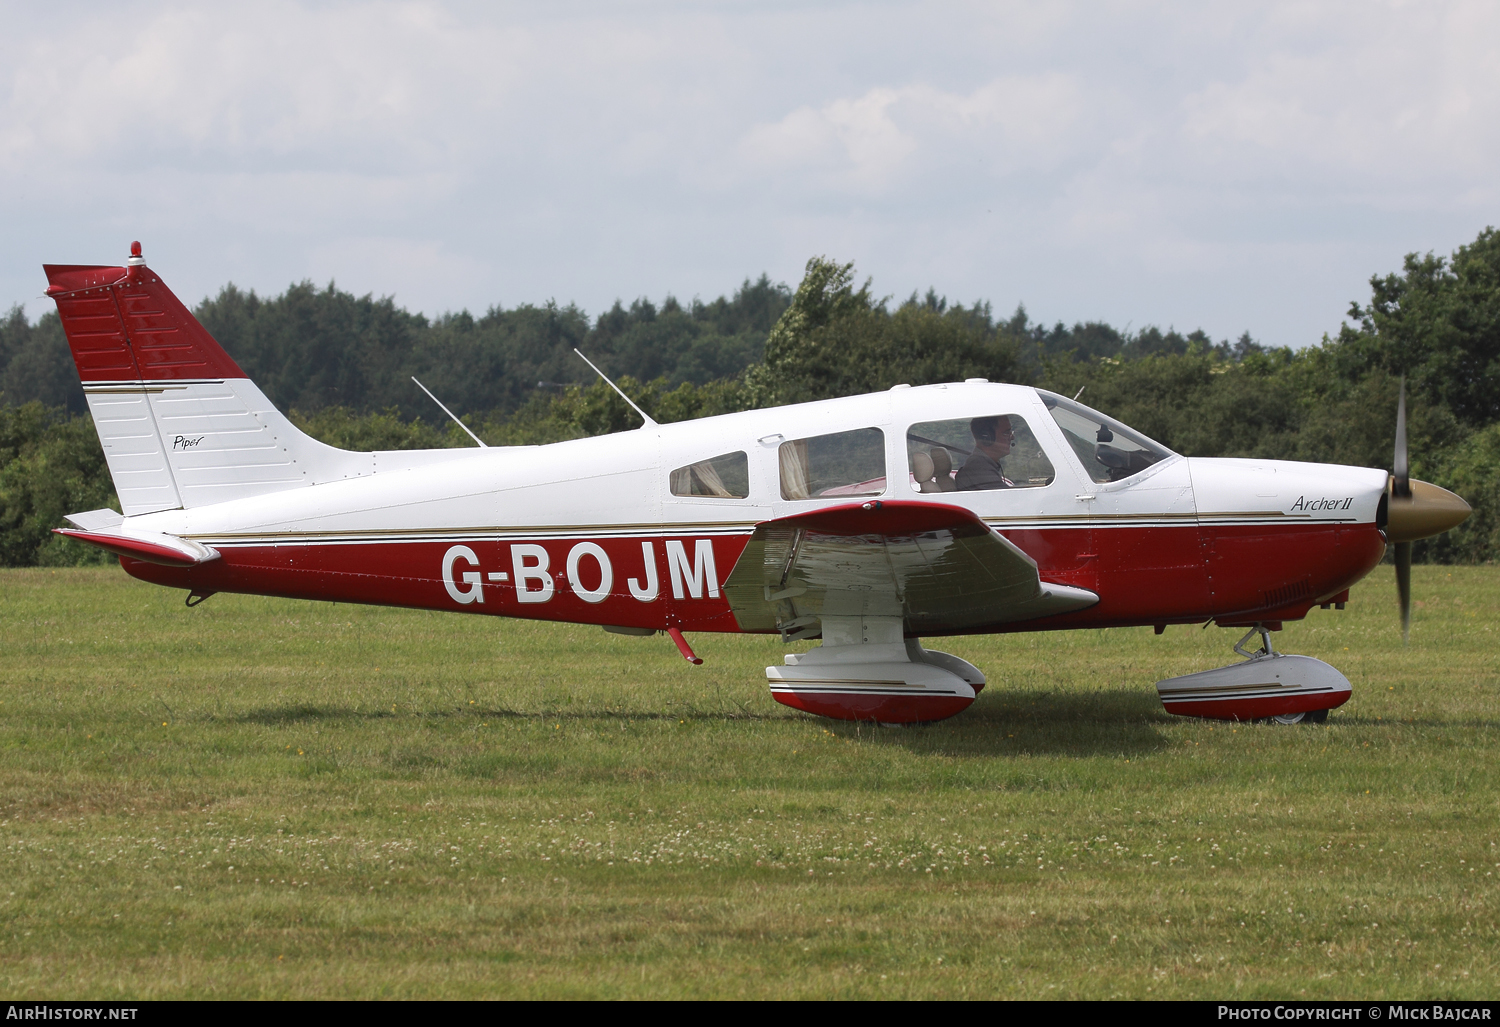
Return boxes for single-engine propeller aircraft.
[44,245,1473,725]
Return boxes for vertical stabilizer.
[44,243,366,515]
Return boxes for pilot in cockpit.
[955,415,1015,491]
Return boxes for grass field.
[0,564,1496,999]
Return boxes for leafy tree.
[748,257,1023,405]
[478,375,757,446]
[590,276,788,387]
[0,307,82,413]
[0,404,116,566]
[192,276,787,423]
[1039,353,1302,460]
[196,282,438,417]
[1328,227,1500,426]
[288,407,473,452]
[1427,423,1500,563]
[4,229,1500,565]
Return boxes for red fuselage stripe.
[119,522,1387,634]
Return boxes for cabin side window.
[670,451,750,498]
[778,428,886,500]
[1038,391,1174,484]
[907,415,1055,492]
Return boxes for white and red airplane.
[43,245,1471,725]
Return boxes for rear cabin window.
[670,451,750,498]
[907,415,1055,492]
[779,428,886,500]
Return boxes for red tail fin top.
[43,245,245,383]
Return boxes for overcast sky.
[3,1,1497,348]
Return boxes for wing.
[722,500,1097,638]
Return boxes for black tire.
[1265,709,1330,725]
[1260,707,1332,725]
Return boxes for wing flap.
[723,500,1097,636]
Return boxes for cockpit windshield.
[1038,390,1175,484]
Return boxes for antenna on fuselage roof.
[1073,386,1087,401]
[572,349,659,428]
[411,377,488,448]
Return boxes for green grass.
[0,564,1496,999]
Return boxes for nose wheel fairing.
[1155,625,1352,722]
[1156,654,1351,721]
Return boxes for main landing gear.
[1155,623,1351,723]
[765,616,984,725]
[765,617,1352,727]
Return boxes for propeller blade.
[1392,378,1414,644]
[1393,377,1410,498]
[1395,540,1412,645]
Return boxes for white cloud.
[0,2,526,173]
[740,74,1090,194]
[1178,1,1500,189]
[0,1,1496,349]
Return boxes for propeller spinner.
[1385,378,1471,642]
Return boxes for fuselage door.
[901,393,1099,595]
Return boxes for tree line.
[2,226,1497,566]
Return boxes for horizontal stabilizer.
[53,528,220,567]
